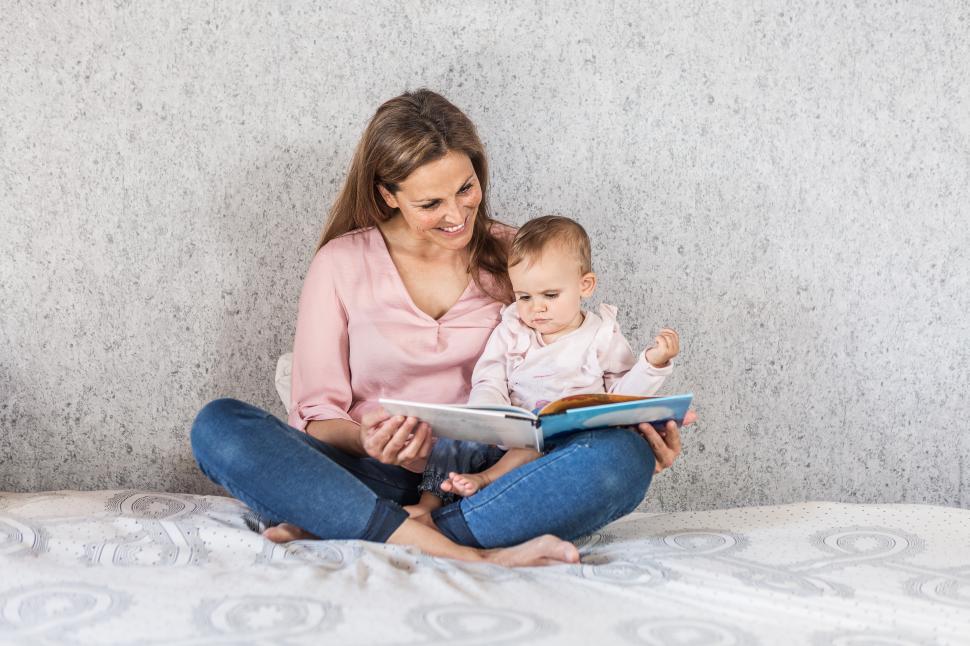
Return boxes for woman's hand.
[637,409,695,474]
[360,408,434,469]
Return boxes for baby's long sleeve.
[601,324,672,396]
[467,324,513,407]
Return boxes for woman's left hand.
[637,409,695,474]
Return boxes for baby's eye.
[543,293,559,299]
[517,295,531,302]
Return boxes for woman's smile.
[434,215,469,236]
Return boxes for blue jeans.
[419,438,506,505]
[191,398,656,548]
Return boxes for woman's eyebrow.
[413,175,476,203]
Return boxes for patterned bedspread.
[1,490,968,645]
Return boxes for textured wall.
[1,1,968,511]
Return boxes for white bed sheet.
[1,490,968,645]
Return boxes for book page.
[379,399,542,450]
[537,393,648,416]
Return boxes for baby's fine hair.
[509,215,593,274]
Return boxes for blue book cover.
[536,393,694,440]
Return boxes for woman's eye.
[458,183,472,194]
[421,202,439,210]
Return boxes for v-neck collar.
[372,226,474,324]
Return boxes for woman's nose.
[441,200,462,224]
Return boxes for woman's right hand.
[359,408,434,468]
[637,409,696,474]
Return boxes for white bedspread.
[1,490,968,645]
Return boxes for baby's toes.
[453,476,478,495]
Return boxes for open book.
[378,393,693,451]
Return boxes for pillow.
[275,352,293,415]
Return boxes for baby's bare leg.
[441,448,541,497]
[404,492,444,528]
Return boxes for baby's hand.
[644,328,679,368]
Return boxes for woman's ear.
[580,272,597,298]
[377,184,399,209]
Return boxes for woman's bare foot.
[388,519,579,567]
[440,471,490,497]
[483,535,581,567]
[262,522,317,543]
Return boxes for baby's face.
[509,248,595,339]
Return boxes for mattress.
[1,490,968,645]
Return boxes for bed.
[2,490,968,645]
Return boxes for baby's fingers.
[658,329,679,356]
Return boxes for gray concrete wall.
[2,1,968,510]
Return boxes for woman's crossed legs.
[191,399,654,565]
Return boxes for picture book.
[378,393,693,451]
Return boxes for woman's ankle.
[387,518,485,562]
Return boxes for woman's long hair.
[317,89,511,301]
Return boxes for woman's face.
[378,150,482,252]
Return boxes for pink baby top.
[288,226,506,431]
[468,303,673,411]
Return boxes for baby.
[411,215,680,513]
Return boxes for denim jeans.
[191,398,656,548]
[419,438,506,505]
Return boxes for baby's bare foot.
[484,535,580,567]
[262,522,316,543]
[440,471,489,497]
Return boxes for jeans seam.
[210,469,290,531]
[603,495,641,527]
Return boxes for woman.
[191,89,684,567]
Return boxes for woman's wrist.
[305,418,366,456]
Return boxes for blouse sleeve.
[600,319,672,396]
[467,325,513,407]
[288,246,355,430]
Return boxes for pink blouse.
[288,226,506,431]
